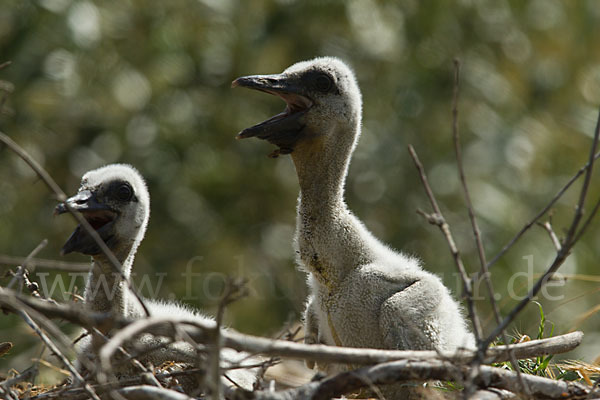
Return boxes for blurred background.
[1,0,600,378]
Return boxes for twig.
[487,149,600,269]
[451,60,503,330]
[0,255,90,272]
[538,221,562,252]
[408,145,483,343]
[0,61,12,115]
[208,279,248,398]
[572,195,600,244]
[34,380,196,400]
[207,280,241,399]
[20,267,47,300]
[16,310,101,400]
[20,239,48,273]
[0,287,99,379]
[90,326,157,380]
[0,366,37,400]
[6,239,48,290]
[450,59,525,395]
[483,107,600,348]
[0,131,150,317]
[562,114,600,246]
[452,60,486,274]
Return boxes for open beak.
[232,73,312,157]
[55,190,117,256]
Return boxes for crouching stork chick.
[233,58,474,394]
[56,164,258,390]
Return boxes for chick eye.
[315,74,332,92]
[116,183,133,201]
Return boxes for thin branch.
[0,366,37,400]
[450,59,525,395]
[562,112,600,245]
[31,368,206,399]
[19,239,48,272]
[16,310,101,400]
[6,239,48,291]
[0,131,150,317]
[408,145,483,343]
[0,287,99,383]
[538,221,562,252]
[0,255,90,272]
[451,61,502,324]
[0,61,12,115]
[487,149,600,269]
[0,133,66,199]
[208,278,248,399]
[90,326,157,378]
[483,107,600,348]
[572,195,600,244]
[452,60,487,274]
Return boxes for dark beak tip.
[54,204,65,216]
[237,129,257,140]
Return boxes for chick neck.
[291,121,374,290]
[85,237,139,317]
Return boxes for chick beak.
[55,190,98,215]
[55,191,117,256]
[232,73,312,157]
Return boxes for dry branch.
[0,366,37,400]
[538,221,562,252]
[482,107,600,348]
[0,289,582,367]
[450,59,525,396]
[15,309,100,400]
[0,255,90,272]
[487,148,600,269]
[228,359,593,400]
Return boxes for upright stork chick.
[56,164,257,390]
[56,164,149,318]
[233,58,474,365]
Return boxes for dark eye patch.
[302,70,335,93]
[315,73,332,92]
[117,183,133,201]
[107,180,135,202]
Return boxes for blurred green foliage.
[1,0,600,376]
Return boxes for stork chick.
[56,164,257,390]
[233,58,474,369]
